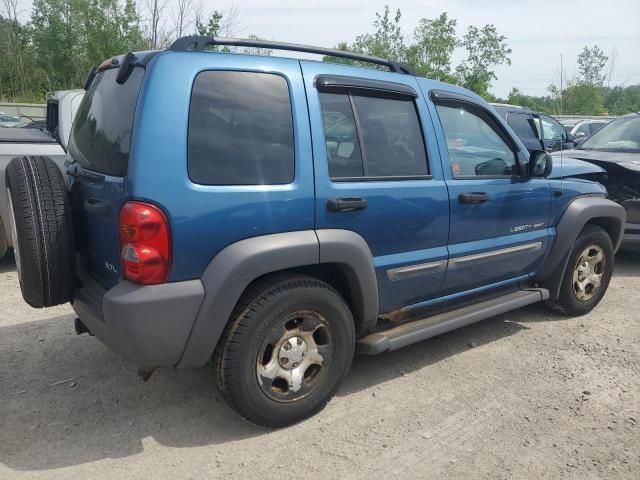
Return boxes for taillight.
[119,201,171,284]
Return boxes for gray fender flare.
[536,196,626,299]
[178,229,379,368]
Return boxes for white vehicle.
[0,90,84,257]
[569,119,611,140]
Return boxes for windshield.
[578,115,640,152]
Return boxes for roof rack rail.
[168,36,417,76]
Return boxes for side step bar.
[357,288,549,355]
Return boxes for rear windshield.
[70,67,144,176]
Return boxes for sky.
[14,0,640,97]
[195,0,640,97]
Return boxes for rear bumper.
[72,278,205,368]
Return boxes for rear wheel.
[214,275,355,427]
[546,225,613,316]
[5,156,75,307]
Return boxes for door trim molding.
[386,260,447,281]
[449,242,543,269]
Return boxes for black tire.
[5,155,75,308]
[0,214,8,258]
[214,275,356,428]
[546,224,613,316]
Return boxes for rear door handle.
[459,192,489,204]
[327,197,368,212]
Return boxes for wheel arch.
[536,195,625,299]
[177,229,379,368]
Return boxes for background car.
[552,112,640,250]
[491,104,577,153]
[569,119,611,141]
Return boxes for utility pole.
[560,54,563,115]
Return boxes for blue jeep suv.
[5,36,626,427]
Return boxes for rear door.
[68,66,145,288]
[429,92,552,295]
[301,62,450,314]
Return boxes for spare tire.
[5,155,75,307]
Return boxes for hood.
[553,149,640,203]
[546,154,606,179]
[552,149,640,174]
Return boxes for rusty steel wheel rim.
[256,310,334,403]
[572,245,605,302]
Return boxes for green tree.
[195,10,222,38]
[406,12,457,81]
[28,0,145,94]
[604,85,640,115]
[563,83,605,115]
[0,15,36,99]
[577,45,608,87]
[455,24,512,96]
[323,6,405,67]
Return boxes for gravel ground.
[1,250,639,479]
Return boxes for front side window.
[540,115,566,141]
[319,91,428,179]
[188,71,294,185]
[435,103,517,177]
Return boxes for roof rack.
[168,36,417,76]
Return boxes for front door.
[301,61,450,314]
[429,94,553,295]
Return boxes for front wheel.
[214,275,356,427]
[546,225,614,316]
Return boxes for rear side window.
[71,67,144,176]
[319,92,428,179]
[188,71,294,185]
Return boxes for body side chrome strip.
[449,241,543,268]
[386,260,447,281]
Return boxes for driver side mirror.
[529,150,553,178]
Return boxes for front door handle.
[327,197,368,212]
[459,192,489,204]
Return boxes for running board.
[357,288,549,355]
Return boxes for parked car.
[0,89,83,257]
[492,104,578,153]
[0,113,21,127]
[552,113,640,250]
[569,119,611,141]
[561,118,582,132]
[5,36,625,427]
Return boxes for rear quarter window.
[187,71,295,185]
[70,67,144,176]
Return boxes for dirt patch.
[1,250,639,479]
